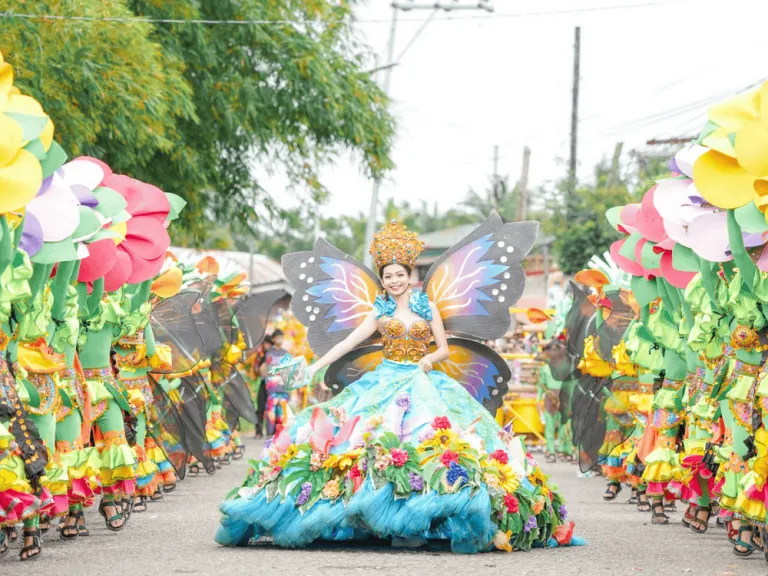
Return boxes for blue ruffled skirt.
[216,360,573,553]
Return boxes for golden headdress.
[370,219,424,271]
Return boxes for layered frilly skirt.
[216,360,579,553]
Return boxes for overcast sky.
[258,0,764,221]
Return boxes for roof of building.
[170,247,292,293]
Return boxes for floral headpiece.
[370,219,424,271]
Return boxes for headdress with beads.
[370,219,424,271]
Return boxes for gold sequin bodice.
[381,318,432,362]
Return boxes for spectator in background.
[251,335,273,438]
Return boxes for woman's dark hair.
[378,263,412,278]
[271,329,284,338]
[263,335,273,345]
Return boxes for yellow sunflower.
[277,444,299,467]
[323,448,363,471]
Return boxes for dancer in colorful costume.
[217,214,581,553]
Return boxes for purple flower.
[446,462,469,487]
[296,482,312,506]
[559,504,567,521]
[264,438,273,449]
[523,515,537,533]
[396,393,411,410]
[360,458,368,472]
[408,472,424,491]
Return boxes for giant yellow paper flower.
[0,50,54,214]
[693,81,768,214]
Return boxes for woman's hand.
[417,356,433,374]
[309,364,330,391]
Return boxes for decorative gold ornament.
[730,324,765,351]
[370,219,424,271]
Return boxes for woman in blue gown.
[216,216,578,553]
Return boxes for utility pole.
[567,26,581,220]
[606,142,623,191]
[362,0,495,269]
[518,146,530,221]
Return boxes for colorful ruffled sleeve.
[408,290,433,321]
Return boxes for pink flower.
[390,448,409,467]
[432,416,451,430]
[504,493,519,514]
[349,465,362,479]
[489,450,509,464]
[440,450,459,467]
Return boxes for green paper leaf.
[605,206,623,232]
[72,207,102,241]
[4,112,49,142]
[89,228,122,242]
[24,138,46,161]
[31,238,78,264]
[20,379,41,407]
[640,242,662,270]
[39,140,67,179]
[671,244,700,273]
[631,276,658,307]
[619,232,642,262]
[166,193,187,222]
[93,187,128,219]
[111,209,131,225]
[735,202,768,233]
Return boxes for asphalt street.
[4,439,766,576]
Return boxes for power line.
[0,1,692,27]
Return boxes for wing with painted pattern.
[324,337,510,415]
[325,345,385,393]
[282,238,382,356]
[433,337,511,414]
[423,212,538,340]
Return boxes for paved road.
[3,440,766,576]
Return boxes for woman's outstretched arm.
[308,311,379,380]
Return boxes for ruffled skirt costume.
[217,307,573,553]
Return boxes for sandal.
[38,514,50,534]
[76,512,89,537]
[545,453,557,463]
[690,506,711,534]
[233,446,245,460]
[99,500,126,532]
[762,527,768,562]
[20,528,42,562]
[734,526,755,557]
[188,463,200,478]
[728,521,739,544]
[651,501,669,525]
[636,490,651,512]
[121,497,133,522]
[682,504,696,528]
[133,496,147,512]
[6,526,17,543]
[603,482,622,501]
[627,488,638,505]
[163,483,177,493]
[753,527,764,551]
[663,500,677,513]
[59,511,80,541]
[150,489,164,502]
[0,527,9,559]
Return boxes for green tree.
[3,0,396,238]
[2,0,195,169]
[128,0,395,237]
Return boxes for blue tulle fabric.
[216,358,546,553]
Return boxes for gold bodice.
[380,318,432,362]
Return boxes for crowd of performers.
[534,79,768,561]
[0,50,281,561]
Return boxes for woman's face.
[381,264,411,297]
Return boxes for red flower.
[349,466,362,479]
[553,521,575,545]
[504,494,519,513]
[489,450,509,464]
[548,491,554,500]
[440,450,459,467]
[432,416,451,430]
[390,448,409,467]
